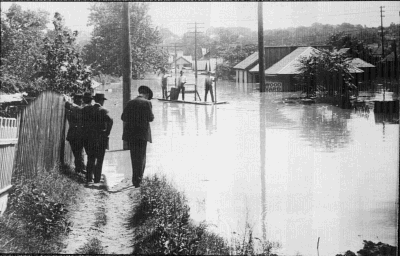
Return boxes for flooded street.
[102,75,398,256]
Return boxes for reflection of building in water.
[300,105,352,150]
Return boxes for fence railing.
[0,116,20,214]
[13,91,74,180]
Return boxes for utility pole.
[187,22,204,101]
[158,43,183,86]
[122,2,131,150]
[380,6,385,59]
[187,22,204,88]
[258,2,266,92]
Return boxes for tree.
[82,2,168,78]
[326,31,375,61]
[33,12,92,95]
[296,49,356,100]
[0,4,49,93]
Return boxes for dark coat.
[82,103,113,140]
[65,102,83,141]
[121,96,154,143]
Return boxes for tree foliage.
[326,31,374,60]
[295,49,356,97]
[33,12,92,95]
[0,4,49,93]
[82,2,168,78]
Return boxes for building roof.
[233,51,259,70]
[250,46,363,74]
[249,47,319,74]
[176,55,192,64]
[347,58,375,68]
[381,52,398,62]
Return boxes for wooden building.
[175,56,192,70]
[233,51,259,83]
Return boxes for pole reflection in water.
[260,94,267,242]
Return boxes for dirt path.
[61,177,139,254]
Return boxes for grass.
[129,174,280,255]
[0,164,83,253]
[75,237,106,254]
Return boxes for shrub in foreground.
[130,174,280,255]
[75,237,106,254]
[0,164,82,253]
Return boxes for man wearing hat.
[121,86,154,187]
[177,70,187,101]
[65,93,85,174]
[83,93,113,184]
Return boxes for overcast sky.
[1,1,399,35]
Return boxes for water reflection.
[299,105,352,151]
[205,105,215,135]
[100,78,398,256]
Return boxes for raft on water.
[157,98,228,105]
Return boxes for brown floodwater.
[100,73,398,256]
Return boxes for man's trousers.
[128,139,148,186]
[68,138,85,173]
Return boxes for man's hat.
[138,85,153,100]
[94,93,107,101]
[83,92,93,99]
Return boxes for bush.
[130,174,280,255]
[75,238,106,254]
[0,164,82,253]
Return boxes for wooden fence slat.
[12,91,74,181]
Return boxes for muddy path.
[61,178,139,254]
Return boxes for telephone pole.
[122,2,131,150]
[380,6,385,59]
[258,2,266,92]
[158,43,183,86]
[187,22,204,82]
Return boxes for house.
[345,57,376,89]
[249,46,363,91]
[197,58,224,74]
[175,56,192,70]
[234,46,332,84]
[233,51,259,83]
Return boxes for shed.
[176,56,192,70]
[233,51,259,83]
[250,46,363,91]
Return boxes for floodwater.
[101,74,398,256]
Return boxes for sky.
[1,1,399,35]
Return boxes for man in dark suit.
[83,93,113,184]
[65,93,85,174]
[121,86,154,187]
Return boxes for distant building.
[175,56,192,70]
[233,51,259,83]
[197,58,224,73]
[235,45,364,91]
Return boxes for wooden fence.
[13,91,74,180]
[0,116,20,214]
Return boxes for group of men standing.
[65,92,113,184]
[65,85,154,188]
[160,68,214,102]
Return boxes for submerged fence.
[13,91,74,180]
